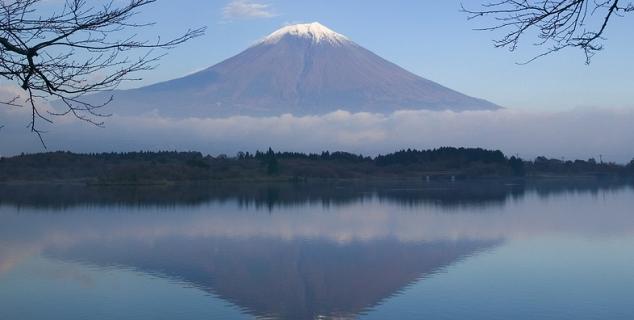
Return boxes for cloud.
[222,0,277,20]
[1,106,634,163]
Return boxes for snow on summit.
[79,21,499,117]
[261,22,349,45]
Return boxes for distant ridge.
[88,22,500,117]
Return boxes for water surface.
[1,181,633,319]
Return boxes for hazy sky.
[2,1,633,159]
[102,0,634,111]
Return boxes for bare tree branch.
[0,0,205,146]
[462,0,633,64]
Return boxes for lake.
[1,180,633,319]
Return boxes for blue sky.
[2,0,633,159]
[114,0,634,111]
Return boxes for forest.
[0,147,632,184]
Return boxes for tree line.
[1,147,632,183]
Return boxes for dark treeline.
[1,147,632,184]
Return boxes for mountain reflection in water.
[45,237,497,319]
[1,180,633,319]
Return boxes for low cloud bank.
[1,103,633,162]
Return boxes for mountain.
[96,22,499,117]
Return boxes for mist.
[1,90,633,163]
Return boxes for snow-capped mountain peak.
[261,22,349,45]
[84,22,499,117]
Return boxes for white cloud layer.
[1,101,634,162]
[222,0,276,20]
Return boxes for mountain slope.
[99,22,499,117]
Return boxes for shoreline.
[0,174,630,187]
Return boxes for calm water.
[1,181,633,320]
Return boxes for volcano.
[100,22,499,117]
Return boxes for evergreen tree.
[266,148,279,175]
[508,156,525,176]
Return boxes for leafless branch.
[0,0,205,146]
[462,0,633,64]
